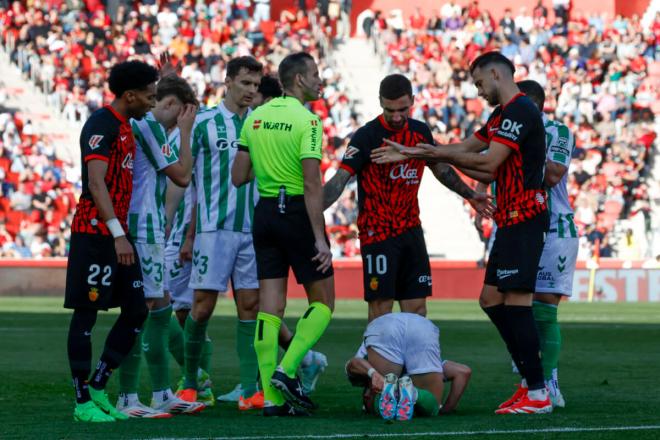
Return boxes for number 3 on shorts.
[366,254,387,275]
[198,255,209,275]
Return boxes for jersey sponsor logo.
[122,152,134,170]
[253,119,262,129]
[389,163,420,183]
[132,280,143,289]
[501,119,523,135]
[310,122,319,148]
[497,269,519,279]
[162,143,173,158]
[88,287,99,302]
[88,135,104,150]
[215,139,239,151]
[344,146,360,160]
[256,121,293,132]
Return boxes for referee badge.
[88,287,99,302]
[369,277,379,291]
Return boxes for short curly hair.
[108,60,159,98]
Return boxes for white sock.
[300,351,314,367]
[521,378,528,388]
[119,392,140,406]
[152,388,174,405]
[527,388,548,401]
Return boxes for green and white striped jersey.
[543,114,577,238]
[192,102,259,233]
[128,113,180,244]
[167,182,194,248]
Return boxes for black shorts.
[361,226,432,302]
[64,233,145,310]
[252,196,334,284]
[485,212,549,293]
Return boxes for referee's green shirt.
[238,96,322,197]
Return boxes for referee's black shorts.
[64,232,145,310]
[485,211,549,293]
[252,196,334,284]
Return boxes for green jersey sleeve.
[299,114,323,160]
[548,123,574,167]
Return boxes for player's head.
[379,74,413,130]
[153,74,198,129]
[469,51,515,106]
[278,52,321,102]
[516,80,545,112]
[108,60,159,119]
[225,56,263,110]
[253,75,283,108]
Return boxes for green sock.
[237,320,258,397]
[200,333,213,374]
[118,332,142,394]
[533,301,561,381]
[183,315,208,390]
[414,388,440,416]
[143,305,172,391]
[168,315,184,368]
[280,302,332,378]
[253,312,284,405]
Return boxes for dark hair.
[469,51,515,76]
[379,74,413,100]
[258,75,283,99]
[278,52,314,89]
[226,56,263,78]
[156,74,198,105]
[516,80,545,110]
[108,60,159,97]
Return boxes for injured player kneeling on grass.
[345,313,471,421]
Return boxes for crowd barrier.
[0,259,657,301]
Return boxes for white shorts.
[189,229,258,292]
[164,241,193,311]
[363,314,443,375]
[535,235,579,296]
[135,242,165,299]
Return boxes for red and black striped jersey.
[475,93,547,227]
[340,116,432,245]
[71,105,135,235]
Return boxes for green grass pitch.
[1,297,659,440]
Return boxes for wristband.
[106,218,125,238]
[367,367,376,379]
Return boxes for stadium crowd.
[0,1,658,259]
[367,3,660,260]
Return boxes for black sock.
[482,304,525,377]
[90,305,147,390]
[68,309,98,403]
[505,305,545,391]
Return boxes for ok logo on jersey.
[501,119,523,135]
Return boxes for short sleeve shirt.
[72,105,136,235]
[239,96,322,197]
[340,116,432,245]
[475,93,547,227]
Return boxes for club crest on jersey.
[161,143,173,158]
[344,146,359,160]
[88,135,104,150]
[122,152,134,170]
[88,287,99,302]
[369,277,379,291]
[535,192,545,205]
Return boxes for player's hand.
[311,239,333,273]
[157,52,181,77]
[467,192,495,218]
[370,371,385,393]
[177,103,197,134]
[370,145,408,164]
[180,236,194,262]
[114,236,135,265]
[382,138,439,159]
[474,212,484,235]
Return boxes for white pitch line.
[149,424,660,440]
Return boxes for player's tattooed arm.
[323,168,352,210]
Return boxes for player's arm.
[345,357,385,392]
[231,149,254,187]
[323,168,351,210]
[429,163,495,217]
[165,179,186,236]
[179,203,196,262]
[162,104,197,187]
[371,133,487,164]
[544,161,567,188]
[439,360,472,414]
[303,158,332,273]
[544,126,573,188]
[87,160,134,265]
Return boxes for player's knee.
[124,303,148,328]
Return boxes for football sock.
[92,306,147,390]
[200,333,213,375]
[506,305,545,391]
[254,312,284,406]
[68,308,98,403]
[143,305,172,392]
[482,304,524,376]
[533,301,561,382]
[237,320,259,397]
[415,388,440,416]
[118,333,142,394]
[168,314,184,368]
[152,388,175,406]
[280,302,332,378]
[183,315,208,389]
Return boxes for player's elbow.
[170,173,191,188]
[544,172,562,188]
[231,170,247,187]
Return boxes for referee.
[231,52,334,417]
